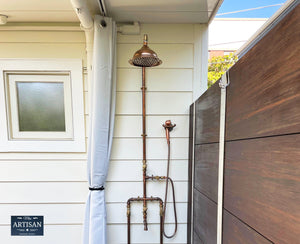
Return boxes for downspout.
[70,0,94,108]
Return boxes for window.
[0,59,85,152]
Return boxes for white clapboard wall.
[0,27,88,244]
[0,23,206,244]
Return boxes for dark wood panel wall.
[226,3,300,141]
[192,79,220,244]
[224,135,300,243]
[189,3,300,244]
[191,81,220,244]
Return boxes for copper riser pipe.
[127,67,164,244]
[142,67,147,231]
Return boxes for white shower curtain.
[83,16,116,244]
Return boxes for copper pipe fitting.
[163,120,176,144]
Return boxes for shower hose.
[162,137,178,238]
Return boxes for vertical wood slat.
[193,189,217,244]
[194,143,219,203]
[187,103,194,244]
[224,134,300,244]
[194,81,220,144]
[192,80,221,243]
[226,5,300,141]
[223,210,272,244]
[193,232,204,244]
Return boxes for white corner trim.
[193,24,208,101]
[190,102,196,243]
[217,73,229,244]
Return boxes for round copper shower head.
[129,34,162,67]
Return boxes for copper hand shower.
[126,35,177,244]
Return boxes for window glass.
[16,82,66,131]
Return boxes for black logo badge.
[11,216,44,236]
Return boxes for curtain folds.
[83,16,117,244]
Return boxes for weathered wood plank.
[194,143,219,203]
[195,81,220,144]
[224,134,300,244]
[226,5,300,140]
[223,210,272,244]
[193,231,204,244]
[193,189,217,244]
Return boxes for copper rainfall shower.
[126,34,177,244]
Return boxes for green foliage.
[208,53,238,88]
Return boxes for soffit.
[0,0,223,23]
[0,0,78,22]
[101,0,223,23]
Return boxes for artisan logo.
[11,216,44,236]
[13,221,42,228]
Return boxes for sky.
[216,0,286,18]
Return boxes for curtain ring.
[100,16,107,28]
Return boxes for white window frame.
[0,59,86,152]
[6,72,73,140]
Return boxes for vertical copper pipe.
[142,66,148,231]
[127,200,131,244]
[160,201,164,244]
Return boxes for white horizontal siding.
[111,138,189,160]
[117,24,194,44]
[0,160,187,182]
[115,92,192,115]
[0,23,203,243]
[0,204,85,224]
[0,29,88,243]
[107,202,187,224]
[106,182,188,203]
[0,153,87,160]
[0,225,83,244]
[0,182,88,203]
[107,160,188,182]
[0,202,186,225]
[117,69,193,92]
[0,161,86,182]
[0,31,85,43]
[0,43,86,64]
[0,182,186,203]
[107,224,187,243]
[114,115,189,138]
